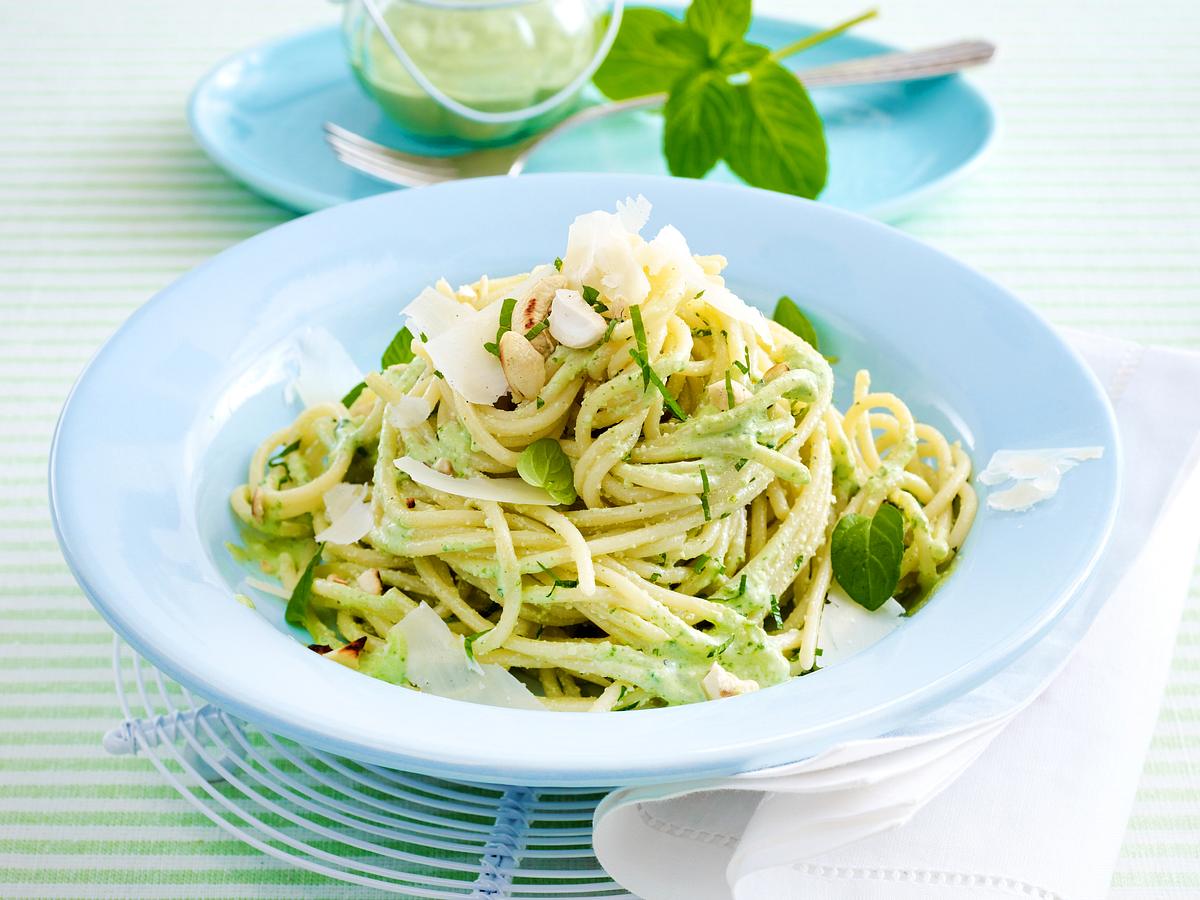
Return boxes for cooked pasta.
[230,198,976,710]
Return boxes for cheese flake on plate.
[314,483,374,544]
[398,603,544,710]
[394,456,556,505]
[979,447,1104,511]
[284,327,363,408]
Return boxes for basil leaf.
[381,326,415,368]
[664,70,736,179]
[341,381,367,408]
[726,61,828,199]
[831,504,904,611]
[684,0,752,58]
[593,9,705,100]
[284,544,324,630]
[772,296,820,351]
[517,438,577,505]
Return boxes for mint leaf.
[831,504,904,611]
[684,0,752,58]
[341,382,367,407]
[773,296,820,351]
[285,544,324,631]
[381,327,415,368]
[717,41,770,74]
[517,438,577,505]
[593,9,705,100]
[664,70,736,178]
[464,629,489,672]
[267,439,300,469]
[726,61,827,199]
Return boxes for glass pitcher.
[341,0,621,145]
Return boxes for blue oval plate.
[188,14,995,219]
[50,175,1117,787]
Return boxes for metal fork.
[325,39,995,188]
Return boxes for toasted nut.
[706,379,752,411]
[433,458,454,476]
[499,331,546,402]
[517,275,565,333]
[762,362,790,383]
[530,329,557,357]
[356,568,383,595]
[701,662,760,700]
[251,487,265,522]
[326,636,366,670]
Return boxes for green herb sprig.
[595,2,876,198]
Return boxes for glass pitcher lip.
[396,0,551,9]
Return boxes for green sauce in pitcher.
[342,0,608,145]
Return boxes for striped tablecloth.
[3,0,1197,896]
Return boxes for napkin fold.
[593,333,1200,900]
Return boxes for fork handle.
[798,40,996,88]
[510,39,995,174]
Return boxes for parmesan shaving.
[394,456,556,505]
[818,586,906,667]
[400,286,471,339]
[979,447,1104,511]
[314,483,373,544]
[561,196,652,314]
[386,396,433,430]
[424,297,509,404]
[283,327,363,409]
[398,604,544,710]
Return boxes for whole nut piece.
[706,379,752,411]
[499,331,547,402]
[517,275,564,357]
[762,362,790,383]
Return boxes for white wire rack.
[103,638,632,898]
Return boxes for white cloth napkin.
[593,333,1200,900]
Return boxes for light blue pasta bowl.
[49,174,1119,787]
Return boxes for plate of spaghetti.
[50,174,1119,785]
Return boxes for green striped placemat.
[2,0,1197,896]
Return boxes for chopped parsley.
[553,256,563,271]
[699,465,711,521]
[535,396,545,409]
[734,458,749,471]
[724,370,735,408]
[525,320,548,340]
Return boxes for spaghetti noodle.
[230,199,976,710]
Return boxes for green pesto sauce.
[404,421,478,475]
